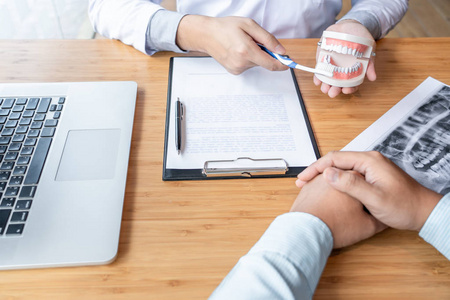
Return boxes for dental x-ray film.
[316,31,375,88]
[343,77,450,195]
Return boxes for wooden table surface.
[0,38,449,299]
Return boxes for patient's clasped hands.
[292,151,443,248]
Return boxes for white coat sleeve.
[88,0,164,54]
[209,212,333,300]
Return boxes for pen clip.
[180,102,184,120]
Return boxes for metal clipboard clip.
[203,157,288,177]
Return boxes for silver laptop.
[0,81,137,270]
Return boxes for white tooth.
[336,44,342,53]
[339,67,344,73]
[333,45,338,52]
[342,46,347,54]
[348,48,352,55]
[422,158,430,165]
[352,49,357,56]
[345,67,349,74]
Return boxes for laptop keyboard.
[0,96,64,236]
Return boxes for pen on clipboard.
[175,98,184,155]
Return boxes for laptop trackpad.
[56,129,121,181]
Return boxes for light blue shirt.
[210,193,450,299]
[419,193,450,260]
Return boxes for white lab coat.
[89,0,408,55]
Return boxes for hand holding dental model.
[90,1,409,98]
[314,20,377,97]
[177,17,377,97]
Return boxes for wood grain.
[0,38,449,299]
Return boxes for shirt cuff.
[338,10,381,40]
[419,193,450,260]
[249,212,333,293]
[146,9,188,55]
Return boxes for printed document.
[166,57,318,170]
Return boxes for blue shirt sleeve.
[419,193,450,260]
[209,212,333,300]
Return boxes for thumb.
[366,59,376,82]
[323,167,377,207]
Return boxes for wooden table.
[0,38,449,299]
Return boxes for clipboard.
[163,56,320,180]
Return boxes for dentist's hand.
[296,151,442,231]
[314,19,377,98]
[176,15,289,75]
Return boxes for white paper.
[166,57,318,170]
[343,77,450,194]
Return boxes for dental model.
[315,31,375,88]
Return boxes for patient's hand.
[314,19,377,98]
[296,151,443,231]
[291,174,386,248]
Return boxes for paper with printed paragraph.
[167,57,318,170]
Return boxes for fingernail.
[274,44,286,54]
[325,168,338,183]
[295,179,305,187]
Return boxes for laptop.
[0,81,137,270]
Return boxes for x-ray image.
[371,85,450,194]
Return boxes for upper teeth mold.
[315,31,375,88]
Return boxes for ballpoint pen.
[175,98,184,155]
